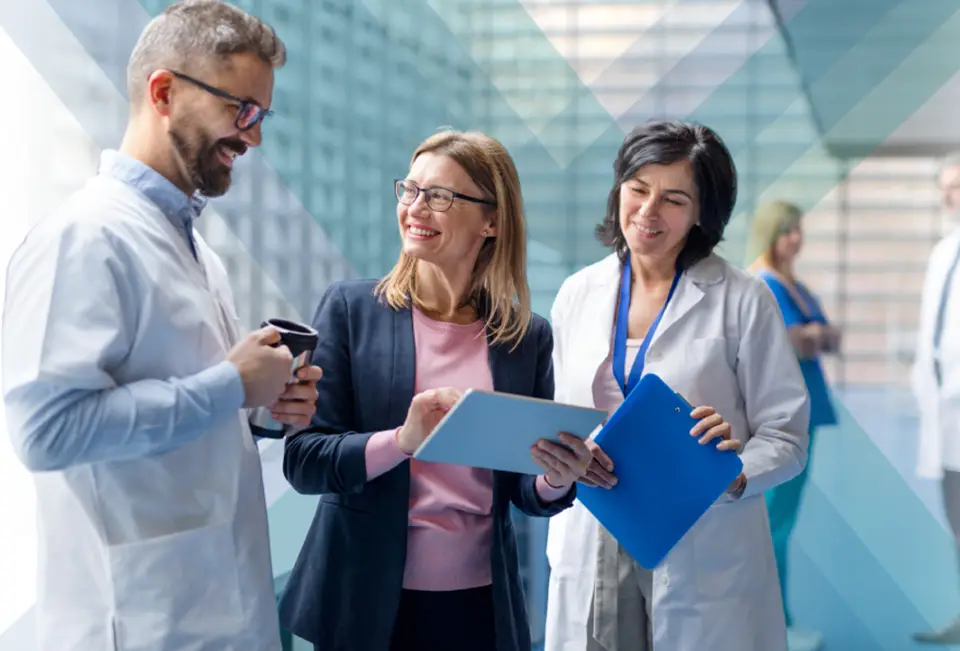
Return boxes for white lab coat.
[544,253,810,651]
[912,229,960,480]
[2,175,280,650]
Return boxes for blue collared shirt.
[2,150,246,471]
[100,150,205,259]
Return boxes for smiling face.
[618,160,700,264]
[158,52,274,197]
[396,152,496,275]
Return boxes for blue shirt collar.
[98,150,206,255]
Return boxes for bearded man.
[2,2,321,650]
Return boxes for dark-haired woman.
[543,120,811,651]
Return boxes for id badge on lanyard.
[611,256,682,398]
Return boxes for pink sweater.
[364,307,568,591]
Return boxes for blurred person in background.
[748,200,840,651]
[911,152,960,645]
[277,130,592,651]
[1,2,322,650]
[543,120,811,651]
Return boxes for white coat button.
[662,574,670,587]
[647,351,660,362]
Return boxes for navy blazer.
[278,279,575,651]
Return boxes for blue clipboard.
[413,389,607,475]
[577,373,743,569]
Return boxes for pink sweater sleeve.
[365,429,573,499]
[365,428,411,480]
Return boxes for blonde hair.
[375,130,531,349]
[747,200,803,272]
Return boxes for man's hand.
[227,327,295,408]
[268,365,323,430]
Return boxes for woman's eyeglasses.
[395,180,496,212]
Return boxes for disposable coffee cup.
[250,318,319,438]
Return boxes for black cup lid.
[261,318,319,347]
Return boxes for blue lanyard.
[612,256,682,397]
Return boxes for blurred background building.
[3,0,960,649]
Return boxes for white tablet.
[412,389,607,475]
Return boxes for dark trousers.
[313,585,496,651]
[943,470,960,582]
[390,586,496,651]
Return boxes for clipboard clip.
[673,390,694,412]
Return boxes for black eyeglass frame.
[394,179,497,212]
[166,70,272,131]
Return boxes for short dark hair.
[595,120,738,271]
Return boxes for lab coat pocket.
[663,337,733,410]
[108,522,243,650]
[690,499,767,602]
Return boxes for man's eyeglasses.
[168,71,272,131]
[395,180,496,213]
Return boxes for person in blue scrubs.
[748,200,840,651]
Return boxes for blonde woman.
[278,130,592,651]
[748,200,840,651]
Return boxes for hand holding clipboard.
[576,373,745,569]
[578,400,742,490]
[580,406,740,491]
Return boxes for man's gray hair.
[127,0,285,101]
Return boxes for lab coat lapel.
[191,237,238,352]
[580,256,621,384]
[651,255,723,345]
[654,278,705,343]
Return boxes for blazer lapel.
[487,335,516,505]
[391,306,416,426]
[488,335,515,395]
